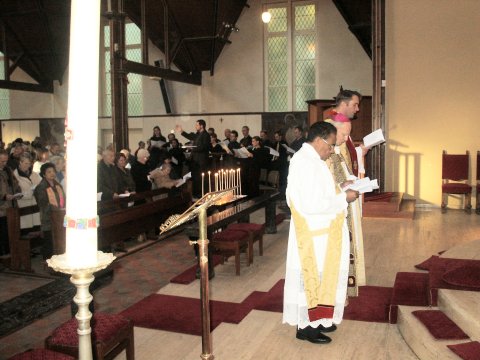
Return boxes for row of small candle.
[202,168,242,197]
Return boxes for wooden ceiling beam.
[124,59,201,85]
[0,79,53,93]
[35,0,60,81]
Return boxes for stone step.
[438,289,480,341]
[397,305,471,360]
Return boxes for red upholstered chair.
[441,150,472,213]
[45,312,134,360]
[8,349,75,360]
[476,151,480,214]
[210,229,252,275]
[227,223,265,256]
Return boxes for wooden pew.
[6,205,42,272]
[51,186,192,254]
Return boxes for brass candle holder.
[47,252,115,360]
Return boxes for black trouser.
[190,159,208,198]
[0,216,10,256]
[41,230,53,260]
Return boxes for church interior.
[1,1,479,359]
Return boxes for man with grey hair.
[97,149,120,201]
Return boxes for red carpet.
[412,310,469,340]
[343,286,393,323]
[389,272,430,323]
[120,293,255,336]
[121,279,394,336]
[170,255,223,285]
[428,257,480,305]
[447,341,480,360]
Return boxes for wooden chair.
[441,150,472,213]
[476,151,480,214]
[45,312,134,360]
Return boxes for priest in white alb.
[283,121,359,344]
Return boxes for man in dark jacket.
[97,149,120,201]
[176,119,210,198]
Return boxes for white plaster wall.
[385,0,480,207]
[317,0,372,98]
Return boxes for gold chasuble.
[289,201,344,320]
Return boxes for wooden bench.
[51,186,192,254]
[6,205,42,272]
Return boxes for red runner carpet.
[121,280,394,336]
[343,286,393,323]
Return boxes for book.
[363,129,385,148]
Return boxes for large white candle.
[64,0,101,268]
[201,173,205,197]
[215,173,218,191]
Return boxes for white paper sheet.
[281,143,296,154]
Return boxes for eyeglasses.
[322,138,335,150]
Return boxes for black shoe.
[296,326,332,344]
[317,324,337,333]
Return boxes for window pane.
[268,86,288,112]
[295,34,316,60]
[267,7,287,33]
[0,57,10,119]
[126,47,141,62]
[125,23,141,45]
[295,60,315,85]
[104,25,110,48]
[268,62,288,86]
[295,85,315,111]
[127,73,143,116]
[267,36,287,61]
[295,4,315,31]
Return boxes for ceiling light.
[262,11,272,24]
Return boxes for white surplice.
[283,143,350,329]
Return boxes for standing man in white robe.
[283,121,359,344]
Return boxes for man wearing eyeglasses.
[283,122,359,344]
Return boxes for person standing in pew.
[290,126,306,153]
[131,149,153,194]
[283,121,358,345]
[246,136,270,197]
[97,149,122,201]
[0,149,22,259]
[176,119,210,199]
[13,153,42,230]
[34,163,65,260]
